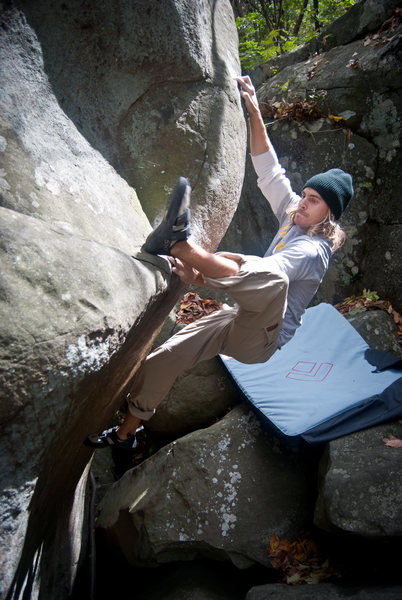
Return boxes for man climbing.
[85,75,353,450]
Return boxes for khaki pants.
[128,253,288,420]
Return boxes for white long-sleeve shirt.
[252,147,332,347]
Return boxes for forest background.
[232,0,357,70]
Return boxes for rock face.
[315,422,402,537]
[97,404,318,569]
[20,0,246,250]
[346,310,402,357]
[222,0,402,311]
[0,2,245,599]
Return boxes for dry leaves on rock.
[382,421,402,448]
[268,533,340,585]
[176,292,223,324]
[261,99,323,122]
[334,289,402,344]
[382,435,402,448]
[307,58,323,81]
[363,7,401,48]
[261,98,346,130]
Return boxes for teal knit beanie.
[303,168,353,220]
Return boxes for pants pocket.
[222,320,279,364]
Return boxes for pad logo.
[286,361,333,382]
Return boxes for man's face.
[294,187,330,230]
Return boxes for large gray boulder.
[222,0,402,311]
[0,2,245,599]
[346,310,402,357]
[96,404,317,569]
[20,0,246,250]
[314,421,402,537]
[0,7,161,598]
[312,0,398,51]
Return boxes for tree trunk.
[293,0,309,36]
[258,0,275,31]
[313,0,320,30]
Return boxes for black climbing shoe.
[84,426,138,450]
[142,176,191,255]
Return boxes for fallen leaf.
[364,6,401,48]
[268,533,340,585]
[346,58,362,69]
[382,435,402,448]
[262,99,324,122]
[286,573,301,584]
[176,292,223,324]
[334,291,402,344]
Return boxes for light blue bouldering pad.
[220,303,402,443]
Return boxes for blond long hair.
[287,206,346,253]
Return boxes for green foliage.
[362,289,380,302]
[237,14,296,71]
[236,14,282,71]
[235,0,358,72]
[348,307,367,315]
[314,0,356,28]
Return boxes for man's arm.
[235,76,269,156]
[236,76,299,219]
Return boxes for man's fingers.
[235,75,254,93]
[241,74,252,86]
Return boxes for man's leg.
[85,179,278,448]
[171,239,240,278]
[85,252,287,448]
[113,242,240,440]
[115,253,287,433]
[85,304,237,448]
